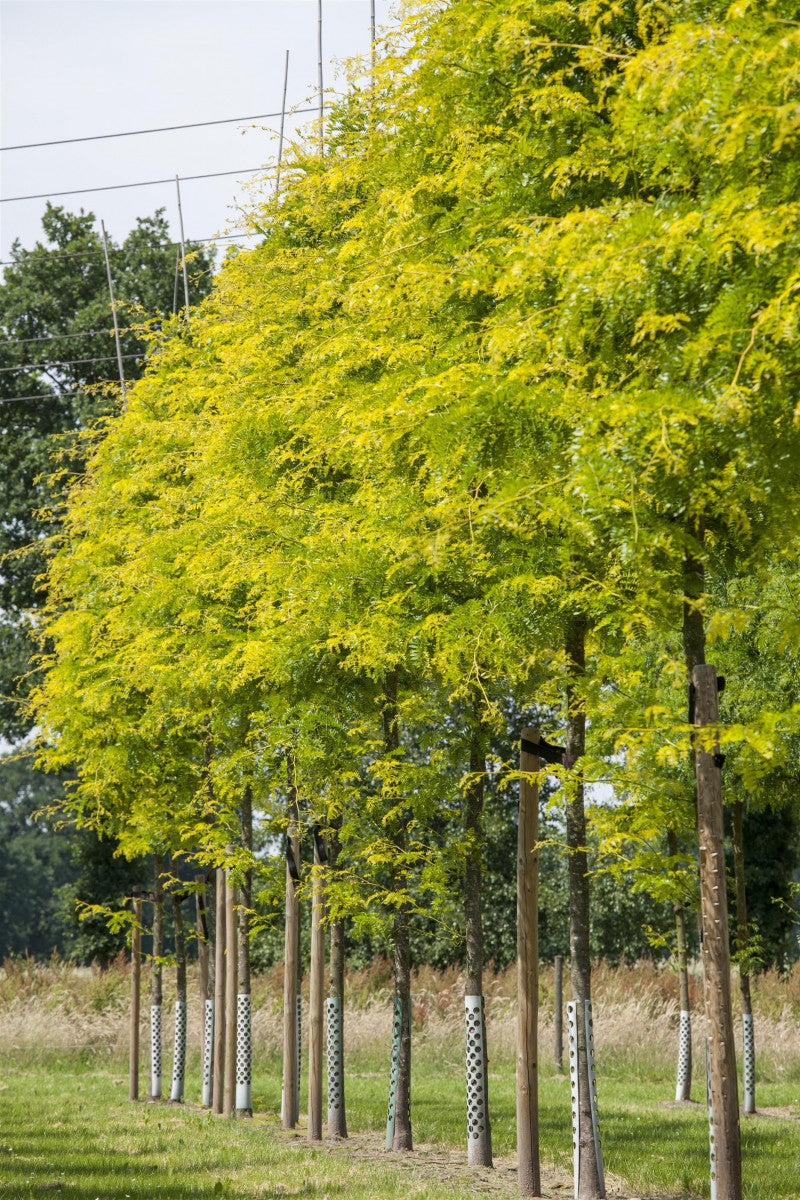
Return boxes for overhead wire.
[0,231,260,268]
[0,106,318,152]
[1,165,272,205]
[0,353,142,374]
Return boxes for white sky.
[0,0,393,263]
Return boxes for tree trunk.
[308,835,326,1141]
[694,665,742,1199]
[170,892,187,1102]
[282,756,301,1129]
[517,729,540,1195]
[667,829,692,1102]
[237,787,253,1116]
[732,799,755,1114]
[197,872,214,1108]
[224,864,238,1117]
[149,853,164,1102]
[565,616,601,1200]
[130,887,142,1101]
[327,825,348,1138]
[465,734,492,1168]
[554,956,563,1073]
[384,670,412,1151]
[212,865,226,1114]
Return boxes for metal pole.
[317,0,324,157]
[275,49,290,197]
[129,887,142,1101]
[100,219,127,409]
[175,177,191,321]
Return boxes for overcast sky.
[0,0,393,263]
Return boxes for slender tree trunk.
[694,666,742,1200]
[565,615,601,1200]
[732,799,755,1114]
[282,756,301,1129]
[237,788,253,1116]
[149,854,164,1102]
[224,863,238,1116]
[385,670,412,1151]
[554,956,563,1073]
[130,887,142,1101]
[212,865,226,1114]
[667,829,692,1102]
[517,730,540,1196]
[327,824,348,1138]
[308,835,326,1141]
[170,892,187,1102]
[465,734,492,1168]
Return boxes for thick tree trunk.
[667,829,692,1102]
[170,893,187,1102]
[308,836,326,1141]
[282,757,301,1129]
[565,616,601,1200]
[465,735,492,1168]
[327,825,348,1138]
[224,864,238,1117]
[732,799,755,1114]
[212,865,226,1114]
[149,854,164,1102]
[384,670,412,1152]
[237,788,253,1117]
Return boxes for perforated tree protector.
[326,996,344,1126]
[201,999,215,1107]
[170,999,187,1102]
[295,994,302,1124]
[706,1037,717,1200]
[585,1001,605,1197]
[464,995,491,1165]
[236,993,252,1111]
[150,1004,162,1100]
[567,1000,605,1199]
[676,1010,692,1102]
[742,1014,755,1114]
[385,995,403,1150]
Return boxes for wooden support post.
[212,866,226,1114]
[693,665,742,1200]
[224,865,238,1117]
[129,887,142,1101]
[282,762,301,1129]
[308,836,326,1141]
[517,728,540,1196]
[554,955,563,1073]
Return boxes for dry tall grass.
[2,953,799,1082]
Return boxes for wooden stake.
[308,836,326,1140]
[553,955,563,1073]
[282,758,301,1129]
[517,728,540,1196]
[224,865,238,1117]
[693,665,742,1200]
[212,866,226,1114]
[129,887,142,1101]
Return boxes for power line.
[0,390,94,406]
[2,165,270,206]
[0,326,139,348]
[0,231,260,269]
[1,107,318,152]
[0,353,142,374]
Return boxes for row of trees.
[18,2,800,1198]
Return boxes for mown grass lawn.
[1,1048,798,1200]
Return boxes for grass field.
[2,959,799,1199]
